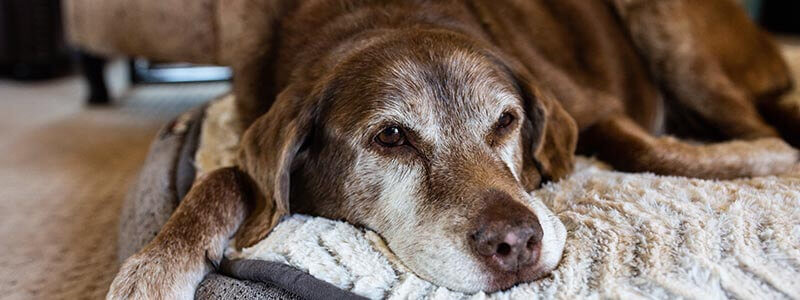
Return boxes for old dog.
[109,0,800,298]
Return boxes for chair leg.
[79,51,110,105]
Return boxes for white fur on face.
[497,131,524,181]
[377,160,421,233]
[348,147,492,291]
[395,225,491,292]
[519,190,567,282]
[347,147,424,235]
[442,50,526,180]
[380,58,444,146]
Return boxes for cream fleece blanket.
[223,157,799,299]
[194,46,800,299]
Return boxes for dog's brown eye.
[376,126,405,147]
[497,113,514,129]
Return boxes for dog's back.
[267,0,657,129]
[269,0,791,138]
[470,0,663,132]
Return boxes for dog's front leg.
[107,167,252,299]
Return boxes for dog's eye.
[376,126,406,147]
[496,112,514,129]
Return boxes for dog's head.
[236,30,576,292]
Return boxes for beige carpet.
[0,76,228,299]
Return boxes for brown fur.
[108,167,252,299]
[109,0,800,298]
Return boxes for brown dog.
[108,0,800,298]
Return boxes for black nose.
[469,192,543,272]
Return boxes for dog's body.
[109,0,800,298]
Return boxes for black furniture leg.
[79,51,110,105]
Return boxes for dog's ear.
[511,65,578,190]
[233,84,317,248]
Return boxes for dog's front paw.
[107,251,206,300]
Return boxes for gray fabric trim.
[118,105,207,262]
[175,104,207,201]
[197,274,302,300]
[220,259,368,300]
[117,120,184,261]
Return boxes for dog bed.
[119,53,800,299]
[119,95,800,300]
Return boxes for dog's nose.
[471,221,542,272]
[469,192,543,272]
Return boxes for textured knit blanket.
[225,157,800,299]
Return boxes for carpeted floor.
[0,74,228,299]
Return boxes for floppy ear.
[512,67,579,190]
[233,85,317,249]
